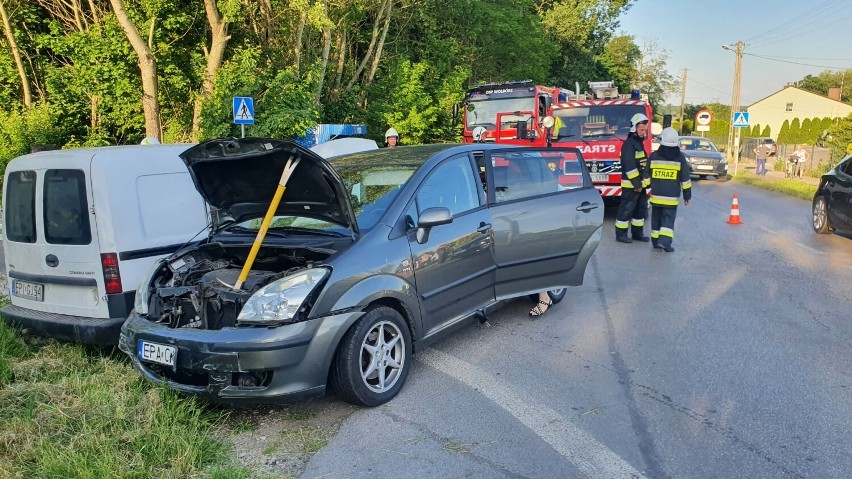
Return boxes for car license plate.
[590,173,609,182]
[138,340,177,367]
[12,280,44,302]
[695,165,714,170]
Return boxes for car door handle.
[477,222,492,233]
[576,202,599,212]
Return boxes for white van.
[2,144,208,344]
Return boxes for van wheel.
[331,306,412,407]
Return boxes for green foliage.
[750,124,760,137]
[798,70,852,106]
[0,103,67,166]
[778,119,791,143]
[825,114,852,162]
[761,124,771,137]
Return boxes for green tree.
[799,70,852,105]
[778,119,790,143]
[750,124,760,137]
[761,124,770,137]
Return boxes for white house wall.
[746,87,852,141]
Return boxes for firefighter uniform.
[645,129,692,252]
[615,130,649,242]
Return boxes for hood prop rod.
[231,155,300,290]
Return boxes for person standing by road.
[645,128,692,253]
[614,113,650,243]
[753,140,771,176]
[793,144,809,178]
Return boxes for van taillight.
[101,253,122,294]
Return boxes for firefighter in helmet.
[614,113,650,243]
[385,127,399,147]
[645,127,691,252]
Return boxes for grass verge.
[0,311,249,479]
[732,172,818,201]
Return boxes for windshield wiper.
[556,134,591,147]
[224,225,290,238]
[584,132,625,142]
[269,226,346,237]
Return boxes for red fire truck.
[459,80,572,143]
[546,81,653,199]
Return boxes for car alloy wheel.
[812,196,831,234]
[331,306,412,407]
[547,288,567,304]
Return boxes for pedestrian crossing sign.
[233,97,255,125]
[732,111,749,128]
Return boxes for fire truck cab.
[459,80,572,144]
[544,81,653,200]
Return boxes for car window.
[491,150,581,203]
[44,169,92,245]
[416,156,479,216]
[337,164,417,231]
[841,158,852,176]
[5,170,37,243]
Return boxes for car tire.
[812,196,833,234]
[330,305,412,407]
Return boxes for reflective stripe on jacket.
[620,134,648,189]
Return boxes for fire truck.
[546,81,653,199]
[459,80,572,143]
[484,80,654,200]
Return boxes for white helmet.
[660,127,679,147]
[140,136,161,145]
[385,127,399,140]
[629,113,649,132]
[472,126,487,142]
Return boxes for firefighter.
[645,127,691,252]
[614,112,650,243]
[385,127,399,147]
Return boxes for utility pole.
[678,68,688,134]
[723,40,744,176]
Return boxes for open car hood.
[180,138,357,232]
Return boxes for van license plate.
[138,340,177,367]
[12,280,43,302]
[590,174,609,182]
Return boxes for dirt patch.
[220,395,357,478]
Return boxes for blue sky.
[618,0,852,106]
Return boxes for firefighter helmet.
[629,113,649,132]
[385,127,399,140]
[660,127,679,147]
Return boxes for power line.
[750,11,852,48]
[745,0,849,45]
[748,54,852,61]
[744,52,852,70]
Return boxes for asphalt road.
[301,179,852,479]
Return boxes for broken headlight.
[237,267,329,325]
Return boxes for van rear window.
[5,170,37,243]
[44,169,91,245]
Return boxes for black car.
[812,154,852,234]
[678,136,728,180]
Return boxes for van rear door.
[5,157,109,319]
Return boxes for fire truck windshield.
[552,104,645,140]
[465,96,535,129]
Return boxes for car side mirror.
[416,207,452,244]
[452,104,459,127]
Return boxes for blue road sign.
[732,111,749,128]
[233,97,255,125]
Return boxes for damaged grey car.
[119,139,603,406]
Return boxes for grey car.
[119,139,603,406]
[678,136,728,180]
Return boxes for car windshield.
[679,138,718,152]
[551,104,646,140]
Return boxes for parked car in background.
[120,139,604,406]
[812,154,852,234]
[678,136,728,180]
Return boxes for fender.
[321,273,423,334]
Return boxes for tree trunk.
[333,27,346,93]
[345,0,390,92]
[0,0,32,107]
[294,10,306,72]
[109,0,161,141]
[364,0,393,89]
[314,1,332,105]
[191,0,231,140]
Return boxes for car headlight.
[237,267,329,325]
[134,259,165,315]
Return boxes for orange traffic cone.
[726,194,743,224]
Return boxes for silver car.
[119,139,603,406]
[679,136,728,180]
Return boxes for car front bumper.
[689,162,727,177]
[1,304,125,345]
[119,309,364,404]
